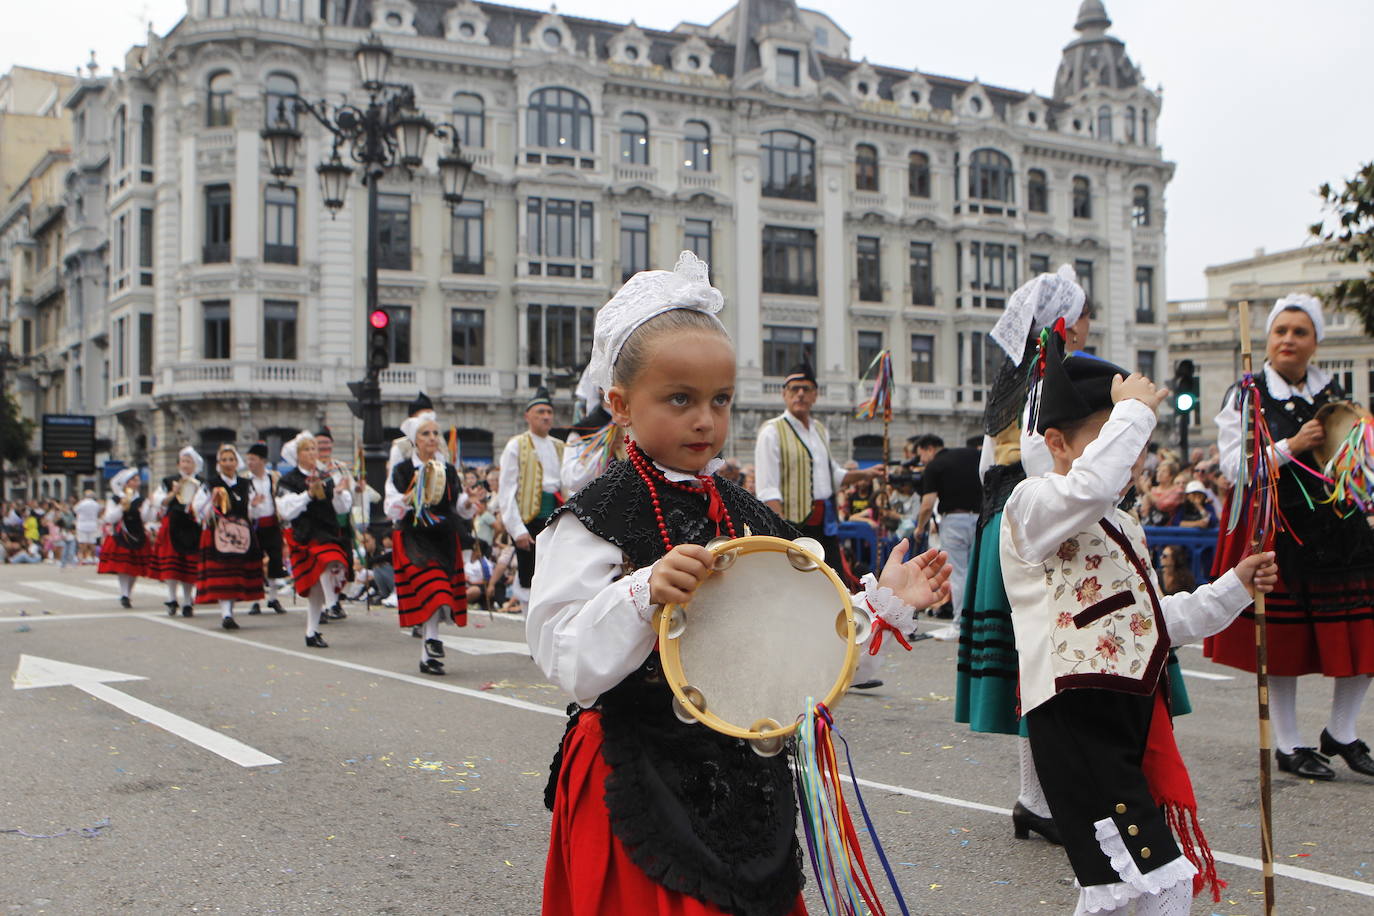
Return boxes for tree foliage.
[0,390,35,465]
[1310,161,1374,337]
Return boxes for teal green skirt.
[954,512,1191,736]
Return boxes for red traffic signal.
[369,309,390,330]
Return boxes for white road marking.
[1178,668,1234,681]
[438,635,530,656]
[24,581,114,601]
[11,654,280,768]
[0,589,30,603]
[137,615,1374,899]
[0,611,142,623]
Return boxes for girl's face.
[217,449,238,478]
[296,438,318,470]
[416,421,441,459]
[178,454,197,476]
[1266,308,1318,381]
[607,330,736,475]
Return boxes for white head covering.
[990,264,1088,363]
[583,251,725,394]
[403,414,440,446]
[110,468,139,492]
[1266,293,1325,342]
[574,366,603,416]
[214,445,244,480]
[280,431,314,469]
[178,445,204,475]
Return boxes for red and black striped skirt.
[149,522,200,583]
[97,534,150,577]
[392,529,467,628]
[284,528,350,597]
[195,528,264,604]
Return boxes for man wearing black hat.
[498,387,563,606]
[389,391,449,472]
[244,443,286,615]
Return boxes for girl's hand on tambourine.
[649,544,714,607]
[878,539,952,611]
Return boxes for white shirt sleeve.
[331,484,353,515]
[526,512,659,707]
[1003,399,1157,566]
[191,484,213,524]
[101,500,122,525]
[1214,384,1292,486]
[498,437,528,541]
[1159,569,1253,645]
[455,490,477,520]
[384,467,409,522]
[561,434,600,498]
[753,421,783,504]
[276,488,311,522]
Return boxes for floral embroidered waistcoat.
[1002,507,1173,716]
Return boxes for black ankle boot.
[1012,801,1063,845]
[305,633,328,649]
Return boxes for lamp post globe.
[355,33,392,89]
[438,144,473,205]
[261,106,301,180]
[316,150,353,213]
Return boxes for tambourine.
[654,535,872,757]
[175,477,199,504]
[1314,400,1373,469]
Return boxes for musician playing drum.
[192,445,263,631]
[151,446,204,617]
[526,252,952,916]
[1206,293,1374,781]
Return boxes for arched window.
[1097,105,1112,140]
[908,151,930,198]
[206,71,233,127]
[1132,185,1151,227]
[452,92,484,148]
[1140,109,1152,146]
[1124,106,1136,143]
[855,143,879,191]
[1072,176,1092,219]
[1027,168,1048,213]
[683,119,711,172]
[263,72,298,128]
[968,148,1013,202]
[527,87,593,152]
[619,112,649,165]
[761,130,816,201]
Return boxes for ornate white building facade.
[32,0,1171,478]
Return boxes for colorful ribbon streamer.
[855,350,893,422]
[573,422,619,475]
[1225,373,1299,550]
[1319,416,1374,515]
[409,462,441,528]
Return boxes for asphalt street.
[2,563,1372,915]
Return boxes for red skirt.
[543,710,807,916]
[284,528,350,597]
[195,528,264,604]
[1204,509,1374,678]
[97,534,150,577]
[392,529,467,628]
[149,523,200,583]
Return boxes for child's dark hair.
[1045,407,1112,443]
[612,309,731,388]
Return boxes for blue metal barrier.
[836,521,879,574]
[1142,526,1218,585]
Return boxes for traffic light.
[367,308,390,373]
[1172,359,1199,416]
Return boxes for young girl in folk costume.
[150,446,205,617]
[385,415,476,675]
[1206,294,1374,780]
[1002,333,1278,916]
[98,468,152,608]
[193,445,263,631]
[528,252,953,916]
[277,431,353,648]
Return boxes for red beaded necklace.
[625,439,737,552]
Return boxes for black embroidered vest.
[116,495,146,548]
[546,459,805,916]
[161,475,203,554]
[390,461,464,571]
[278,468,344,546]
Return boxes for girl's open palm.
[877,540,952,611]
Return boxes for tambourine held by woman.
[175,476,199,505]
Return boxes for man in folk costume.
[1002,331,1278,915]
[1206,294,1374,780]
[498,387,563,606]
[244,442,287,616]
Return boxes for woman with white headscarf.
[97,467,151,608]
[150,446,204,617]
[1206,293,1374,781]
[277,431,353,648]
[385,415,476,675]
[191,444,263,630]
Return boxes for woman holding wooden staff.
[1207,294,1374,781]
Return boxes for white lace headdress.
[989,263,1087,363]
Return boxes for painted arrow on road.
[12,654,281,768]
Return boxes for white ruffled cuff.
[859,573,916,626]
[626,566,657,623]
[1078,817,1196,912]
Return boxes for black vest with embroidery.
[1255,373,1374,600]
[390,461,465,572]
[278,469,344,546]
[545,459,804,916]
[161,475,203,554]
[116,495,146,548]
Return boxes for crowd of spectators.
[1,496,90,566]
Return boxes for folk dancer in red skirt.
[527,253,951,916]
[277,431,352,648]
[1206,294,1374,780]
[385,416,476,675]
[98,467,152,608]
[192,445,264,630]
[150,446,204,617]
[244,442,287,616]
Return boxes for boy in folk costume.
[244,442,287,615]
[498,387,564,607]
[1001,333,1278,915]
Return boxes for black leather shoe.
[221,616,240,630]
[318,612,329,624]
[1276,747,1336,780]
[268,600,286,614]
[164,600,178,616]
[327,604,346,620]
[305,633,328,649]
[120,596,132,609]
[1012,801,1063,845]
[411,626,422,638]
[850,680,884,690]
[1320,730,1374,777]
[419,658,446,676]
[181,605,193,618]
[425,638,445,659]
[247,603,262,615]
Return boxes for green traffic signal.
[1175,392,1196,413]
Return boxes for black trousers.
[258,522,286,579]
[798,523,856,591]
[515,515,550,589]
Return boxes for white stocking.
[319,564,340,608]
[118,574,136,599]
[854,645,883,684]
[1328,675,1373,745]
[265,578,279,601]
[1270,675,1300,754]
[421,614,441,660]
[220,599,234,619]
[306,584,325,637]
[1017,736,1051,817]
[1132,879,1192,915]
[181,581,194,606]
[166,581,179,602]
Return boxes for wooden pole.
[1238,299,1276,915]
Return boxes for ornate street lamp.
[437,140,473,205]
[355,33,392,89]
[262,102,301,181]
[394,104,430,169]
[316,147,353,213]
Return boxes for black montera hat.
[247,442,269,459]
[408,392,434,416]
[1035,331,1128,434]
[783,359,816,386]
[568,403,613,434]
[525,387,553,412]
[315,425,333,440]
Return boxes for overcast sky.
[4,0,1370,300]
